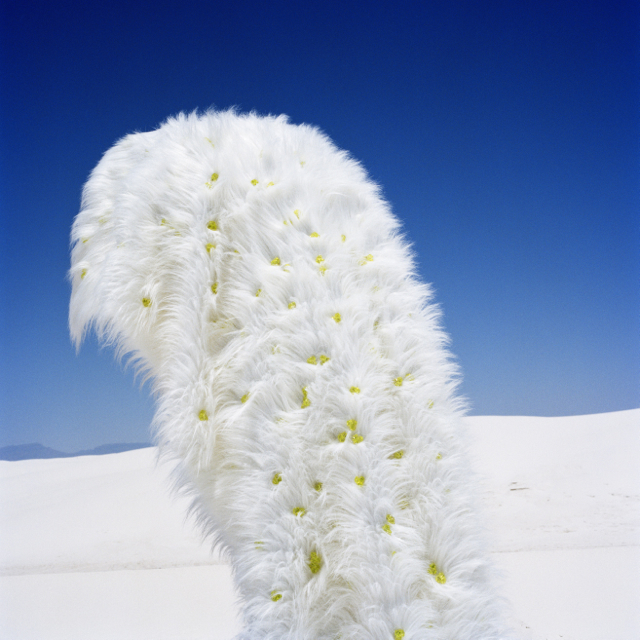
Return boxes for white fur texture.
[69,110,511,639]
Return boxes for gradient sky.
[1,0,638,452]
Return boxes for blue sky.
[1,0,638,452]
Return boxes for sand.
[1,409,638,639]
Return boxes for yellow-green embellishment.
[319,355,330,365]
[251,179,259,185]
[347,419,358,430]
[315,255,324,264]
[350,386,360,394]
[428,563,438,575]
[198,409,208,421]
[318,264,327,275]
[394,630,405,640]
[255,289,262,297]
[272,473,282,485]
[436,572,447,584]
[241,393,250,403]
[271,591,282,602]
[292,506,306,517]
[354,476,365,486]
[308,551,322,574]
[205,137,215,148]
[211,282,218,294]
[267,181,274,187]
[307,355,318,365]
[271,256,281,266]
[351,433,363,444]
[394,377,403,386]
[294,209,300,219]
[80,268,87,279]
[288,301,297,309]
[333,313,341,323]
[314,481,323,491]
[341,234,346,242]
[390,450,404,459]
[436,452,442,460]
[382,523,392,535]
[310,232,319,237]
[81,237,89,244]
[301,387,310,408]
[142,297,152,307]
[337,431,347,443]
[254,540,263,549]
[206,243,215,253]
[207,220,218,230]
[386,514,395,524]
[428,400,434,409]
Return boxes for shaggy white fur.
[69,110,511,640]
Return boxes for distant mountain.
[0,443,152,461]
[0,444,70,461]
[74,443,152,457]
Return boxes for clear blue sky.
[1,0,638,452]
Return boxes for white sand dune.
[1,409,638,639]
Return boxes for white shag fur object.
[69,110,511,640]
